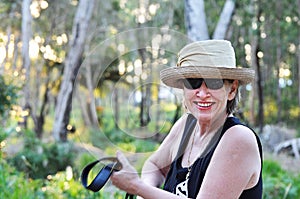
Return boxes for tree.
[297,0,300,106]
[250,0,264,133]
[52,0,95,142]
[184,0,236,40]
[184,0,209,40]
[0,0,299,143]
[20,0,32,128]
[213,0,236,39]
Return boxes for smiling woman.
[110,40,263,199]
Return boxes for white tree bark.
[184,0,209,41]
[21,0,32,127]
[22,0,31,86]
[184,0,235,41]
[53,0,94,141]
[213,0,236,39]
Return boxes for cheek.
[183,89,194,98]
[212,89,230,103]
[224,86,235,100]
[183,89,195,108]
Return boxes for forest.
[0,0,300,198]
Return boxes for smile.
[194,102,214,108]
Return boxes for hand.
[111,151,141,195]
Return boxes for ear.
[228,80,239,100]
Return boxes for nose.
[196,82,210,98]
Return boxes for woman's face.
[183,79,238,124]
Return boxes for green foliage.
[0,127,126,198]
[1,0,300,198]
[0,160,43,199]
[263,160,300,199]
[0,75,19,117]
[264,96,300,127]
[0,154,124,199]
[0,126,15,145]
[88,102,176,154]
[4,153,300,198]
[9,130,75,179]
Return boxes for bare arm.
[111,114,192,199]
[112,151,190,199]
[196,125,261,199]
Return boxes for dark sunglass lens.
[183,78,203,89]
[205,79,224,89]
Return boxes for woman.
[111,40,263,199]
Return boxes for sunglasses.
[183,78,232,90]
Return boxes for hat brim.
[160,66,255,89]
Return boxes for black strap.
[81,157,135,198]
[125,193,135,199]
[81,114,196,197]
[81,157,121,192]
[175,114,197,160]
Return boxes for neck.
[198,113,228,136]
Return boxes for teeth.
[197,102,212,107]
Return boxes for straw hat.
[160,40,255,89]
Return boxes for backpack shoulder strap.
[175,114,197,160]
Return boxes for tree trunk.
[113,87,119,129]
[30,19,56,138]
[251,39,264,133]
[85,58,99,127]
[1,3,17,74]
[20,0,32,128]
[298,33,300,108]
[137,26,150,127]
[275,1,282,123]
[0,27,11,75]
[184,0,235,41]
[212,0,235,39]
[75,16,99,128]
[251,3,264,133]
[298,0,300,109]
[145,63,152,126]
[52,0,94,142]
[184,0,209,41]
[75,86,91,126]
[33,78,50,138]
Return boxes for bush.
[0,127,127,198]
[263,159,300,199]
[0,75,19,117]
[0,159,44,199]
[0,156,120,199]
[9,130,75,179]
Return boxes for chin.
[194,114,213,123]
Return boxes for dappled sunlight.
[0,45,5,64]
[0,0,300,198]
[30,0,49,18]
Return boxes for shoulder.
[222,124,258,149]
[197,124,261,198]
[165,113,190,139]
[215,123,261,174]
[172,113,190,128]
[161,113,189,149]
[145,114,190,167]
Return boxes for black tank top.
[163,117,263,198]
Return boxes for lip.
[193,101,215,110]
